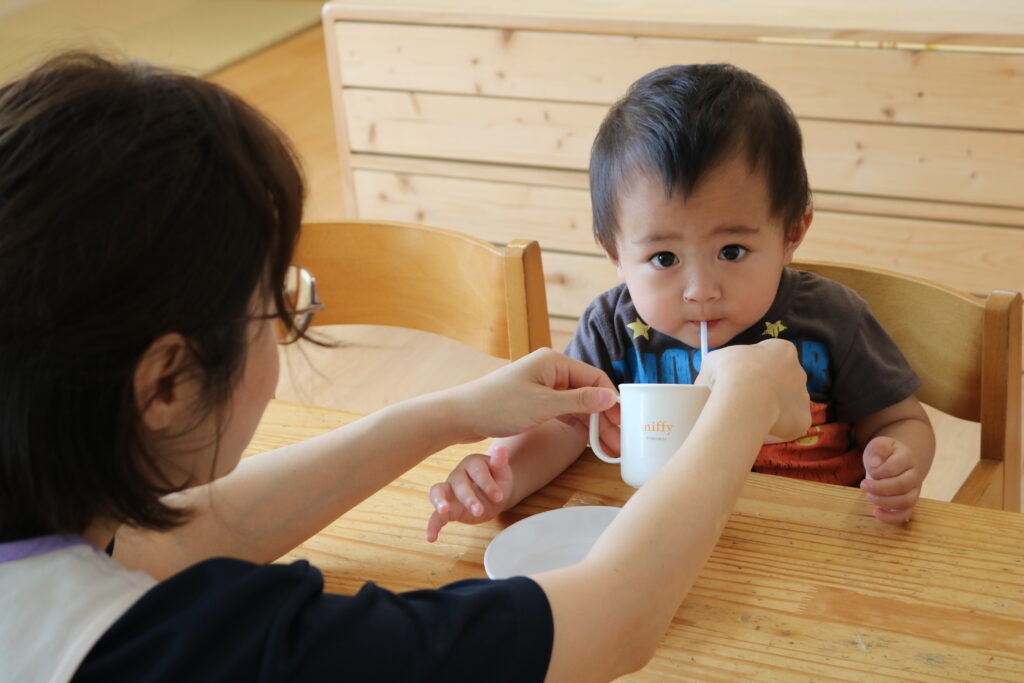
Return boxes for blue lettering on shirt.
[659,349,694,384]
[612,338,830,389]
[613,348,659,384]
[797,340,830,393]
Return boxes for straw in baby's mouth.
[700,321,709,362]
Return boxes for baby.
[426,64,935,540]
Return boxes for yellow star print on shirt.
[626,318,651,340]
[762,320,787,338]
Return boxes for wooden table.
[247,400,1024,681]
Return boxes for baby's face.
[611,157,807,349]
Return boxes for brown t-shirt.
[565,268,921,485]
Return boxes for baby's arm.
[855,395,936,524]
[426,419,594,542]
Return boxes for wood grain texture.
[351,167,1024,297]
[324,0,1024,49]
[350,153,1024,229]
[294,221,549,361]
[209,26,347,222]
[334,22,1024,130]
[343,88,1024,209]
[248,400,1024,681]
[979,291,1023,510]
[275,325,508,415]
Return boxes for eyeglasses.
[274,265,325,344]
[279,265,325,343]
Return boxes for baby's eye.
[719,244,748,261]
[650,251,679,269]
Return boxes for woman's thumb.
[570,387,617,413]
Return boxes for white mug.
[589,383,710,487]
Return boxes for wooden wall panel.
[351,154,1024,229]
[335,22,1024,131]
[343,89,600,169]
[353,168,1024,297]
[345,89,1024,208]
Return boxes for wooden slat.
[324,1,1024,49]
[953,459,1005,508]
[801,119,1024,209]
[352,168,598,253]
[343,88,601,170]
[343,89,1024,208]
[210,27,348,223]
[811,192,1024,230]
[335,22,1024,130]
[540,251,618,318]
[980,291,1023,511]
[352,168,1024,296]
[351,154,1024,229]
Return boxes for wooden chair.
[795,260,1022,513]
[293,220,551,360]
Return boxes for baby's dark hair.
[0,52,305,541]
[590,63,810,258]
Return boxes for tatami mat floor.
[0,0,321,83]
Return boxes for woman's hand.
[442,348,619,443]
[696,339,811,442]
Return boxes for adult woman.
[0,53,809,681]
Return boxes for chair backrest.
[795,260,1022,512]
[293,220,551,360]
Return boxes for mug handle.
[589,395,621,463]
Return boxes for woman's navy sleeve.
[74,558,553,682]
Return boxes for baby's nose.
[682,271,721,303]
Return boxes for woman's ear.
[134,333,194,432]
[783,208,813,265]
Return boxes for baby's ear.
[783,208,813,263]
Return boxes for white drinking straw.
[700,320,709,362]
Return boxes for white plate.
[484,505,620,579]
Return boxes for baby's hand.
[859,436,922,524]
[426,446,514,542]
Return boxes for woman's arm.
[114,349,618,579]
[534,340,811,681]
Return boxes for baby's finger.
[428,481,457,516]
[860,468,917,498]
[425,509,449,542]
[450,472,486,518]
[864,486,920,511]
[488,446,514,492]
[465,454,504,503]
[868,451,912,481]
[873,506,913,525]
[862,437,895,471]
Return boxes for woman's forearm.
[536,375,780,681]
[116,390,466,577]
[114,348,620,578]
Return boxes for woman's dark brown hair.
[0,52,305,540]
